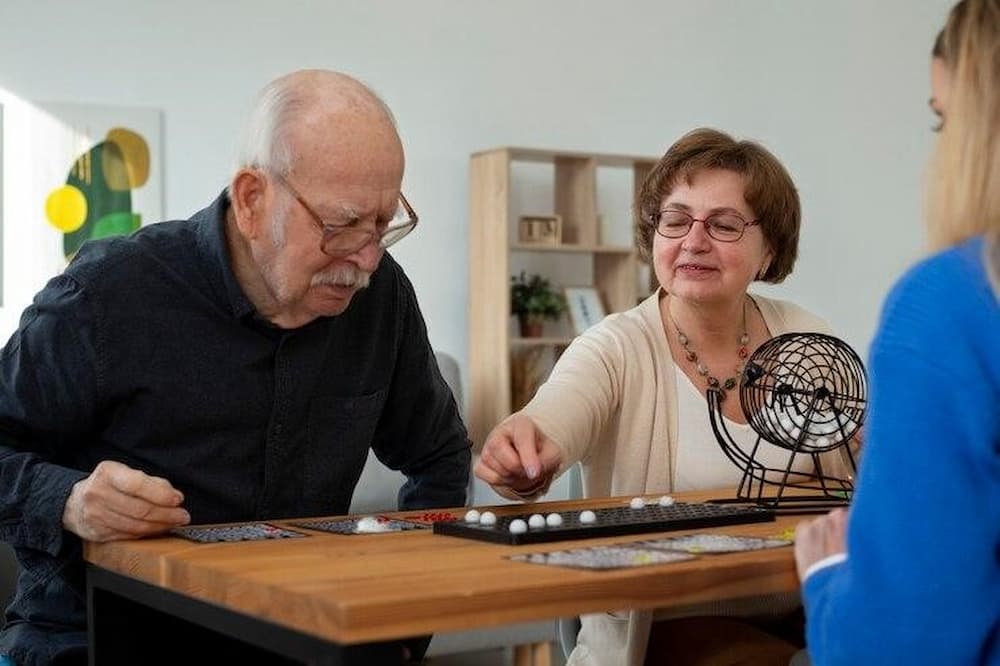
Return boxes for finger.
[105,492,191,526]
[482,435,527,480]
[509,415,541,479]
[827,508,849,548]
[478,447,524,486]
[110,502,190,529]
[793,518,822,578]
[105,464,183,507]
[831,507,849,525]
[74,496,190,542]
[99,505,191,540]
[138,474,185,505]
[473,455,505,486]
[793,518,813,543]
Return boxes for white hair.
[234,79,298,178]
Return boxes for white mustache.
[311,266,372,289]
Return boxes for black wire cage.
[708,332,867,512]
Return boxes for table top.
[84,489,812,645]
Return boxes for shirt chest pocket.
[306,389,388,467]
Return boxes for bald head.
[234,69,403,180]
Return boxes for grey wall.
[0,0,953,380]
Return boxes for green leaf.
[510,271,566,320]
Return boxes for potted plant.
[510,271,566,337]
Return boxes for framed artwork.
[564,286,606,335]
[34,102,163,267]
[517,214,562,245]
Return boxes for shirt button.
[274,423,284,435]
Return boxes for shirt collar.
[194,189,257,320]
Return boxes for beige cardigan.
[523,290,832,666]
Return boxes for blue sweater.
[802,236,1000,664]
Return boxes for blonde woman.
[794,1,1000,663]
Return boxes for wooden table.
[84,489,811,665]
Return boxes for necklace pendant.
[738,346,748,359]
[707,376,720,388]
[723,377,737,391]
[696,363,709,376]
[686,351,697,362]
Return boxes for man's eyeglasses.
[271,172,418,257]
[651,209,759,243]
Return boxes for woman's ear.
[758,253,774,280]
[229,169,267,239]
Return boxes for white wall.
[0,0,952,382]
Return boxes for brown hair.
[927,0,1000,249]
[635,128,800,283]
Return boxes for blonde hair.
[928,0,1000,249]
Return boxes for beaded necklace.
[671,299,749,400]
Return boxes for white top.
[673,365,812,492]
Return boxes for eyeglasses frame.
[269,170,418,256]
[650,209,760,243]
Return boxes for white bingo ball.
[464,509,481,523]
[629,497,645,509]
[355,516,391,533]
[546,513,563,527]
[509,519,528,534]
[479,511,497,526]
[528,513,546,529]
[817,421,837,436]
[578,510,597,524]
[658,495,675,507]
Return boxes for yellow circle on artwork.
[45,185,88,232]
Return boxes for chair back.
[349,351,464,514]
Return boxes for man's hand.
[793,507,849,580]
[474,412,563,500]
[62,460,191,542]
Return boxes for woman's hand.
[793,507,849,580]
[474,412,563,500]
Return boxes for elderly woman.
[476,128,832,666]
[793,1,1000,663]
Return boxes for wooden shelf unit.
[468,147,657,448]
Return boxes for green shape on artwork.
[63,140,134,258]
[92,212,141,239]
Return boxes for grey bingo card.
[510,545,694,570]
[289,516,427,535]
[170,523,307,543]
[638,533,791,554]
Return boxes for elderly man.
[0,70,470,665]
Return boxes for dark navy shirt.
[0,192,470,665]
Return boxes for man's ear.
[229,169,267,239]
